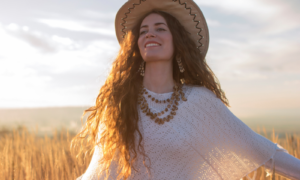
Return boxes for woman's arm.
[196,86,300,179]
[265,145,300,180]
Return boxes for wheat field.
[0,127,299,180]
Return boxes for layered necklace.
[138,84,187,125]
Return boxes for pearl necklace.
[138,84,187,125]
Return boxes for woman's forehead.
[140,13,167,27]
[140,22,167,29]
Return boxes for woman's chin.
[143,56,169,62]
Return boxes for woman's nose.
[145,31,156,38]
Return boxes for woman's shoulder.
[184,84,226,110]
[185,85,227,114]
[185,84,217,99]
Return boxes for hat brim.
[115,0,209,58]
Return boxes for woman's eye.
[140,28,165,35]
[157,28,165,31]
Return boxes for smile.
[145,43,161,48]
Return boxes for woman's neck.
[143,60,174,94]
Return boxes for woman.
[73,0,300,180]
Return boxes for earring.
[139,61,145,76]
[180,78,185,84]
[176,55,185,73]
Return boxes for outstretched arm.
[265,145,300,180]
[197,86,300,180]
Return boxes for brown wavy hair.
[71,10,229,180]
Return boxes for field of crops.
[0,127,298,180]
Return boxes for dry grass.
[0,127,299,180]
[0,127,91,180]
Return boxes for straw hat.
[115,0,209,58]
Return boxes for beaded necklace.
[138,84,187,125]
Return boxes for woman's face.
[138,13,174,62]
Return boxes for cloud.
[197,0,279,17]
[0,29,118,107]
[206,35,300,81]
[4,23,57,53]
[206,19,220,27]
[0,24,40,59]
[238,39,300,73]
[80,10,116,21]
[51,35,73,46]
[199,0,300,80]
[2,22,117,54]
[16,31,57,53]
[0,21,119,107]
[196,0,300,34]
[38,19,115,37]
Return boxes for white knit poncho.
[78,85,300,180]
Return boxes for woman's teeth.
[146,43,160,47]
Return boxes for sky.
[0,0,299,119]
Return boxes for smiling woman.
[138,14,174,62]
[138,13,175,92]
[71,0,300,180]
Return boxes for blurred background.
[0,0,299,136]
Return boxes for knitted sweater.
[78,85,300,180]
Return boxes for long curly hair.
[71,10,229,180]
